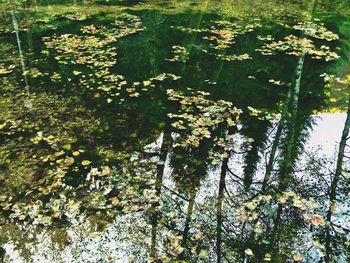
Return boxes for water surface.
[1,0,350,262]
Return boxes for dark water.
[1,0,350,262]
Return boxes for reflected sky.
[309,113,346,156]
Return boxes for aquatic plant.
[257,22,340,61]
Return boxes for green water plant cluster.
[176,20,261,62]
[165,45,190,62]
[257,21,340,61]
[167,89,242,149]
[43,13,143,68]
[292,21,339,41]
[41,13,147,103]
[202,20,261,50]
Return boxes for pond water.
[1,0,350,262]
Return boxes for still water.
[1,0,350,262]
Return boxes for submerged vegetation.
[1,0,350,262]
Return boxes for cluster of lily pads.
[42,14,185,104]
[167,89,242,149]
[166,88,284,165]
[292,21,339,41]
[42,13,144,101]
[43,13,144,64]
[176,20,261,62]
[321,73,350,111]
[166,45,190,62]
[256,22,340,61]
[202,20,261,50]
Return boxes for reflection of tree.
[262,88,292,191]
[324,99,350,261]
[262,0,318,192]
[0,247,4,262]
[150,131,172,259]
[215,152,229,263]
[169,143,209,254]
[11,10,29,90]
[240,116,270,190]
[323,79,350,262]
